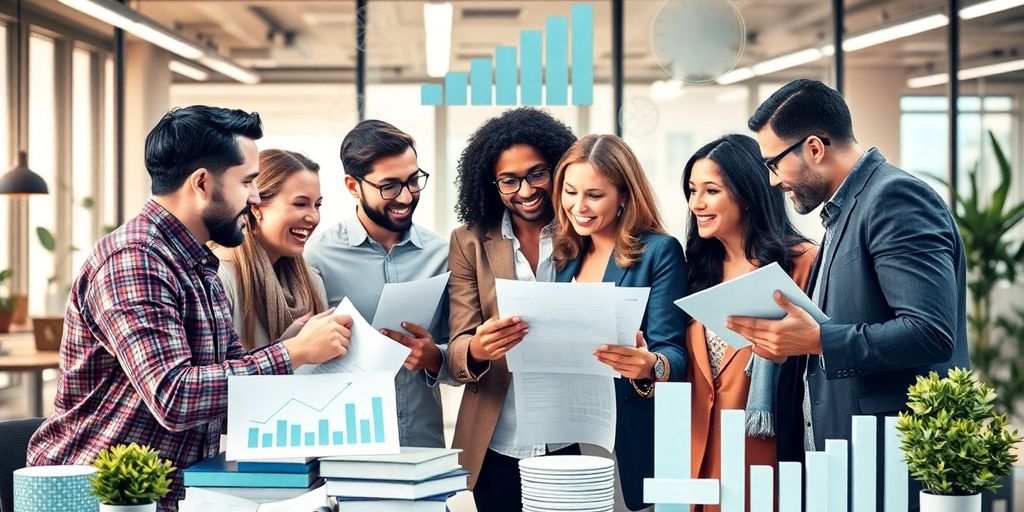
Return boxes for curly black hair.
[454,107,576,228]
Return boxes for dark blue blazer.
[776,149,970,510]
[555,232,689,511]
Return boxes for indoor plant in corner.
[90,443,176,512]
[897,368,1020,512]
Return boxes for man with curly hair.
[447,108,579,511]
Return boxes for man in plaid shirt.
[27,106,353,510]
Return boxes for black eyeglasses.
[764,135,831,175]
[494,167,551,195]
[356,170,429,200]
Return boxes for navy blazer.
[555,232,689,511]
[776,149,970,510]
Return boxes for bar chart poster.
[225,373,400,460]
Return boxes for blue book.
[183,453,317,488]
[236,457,319,474]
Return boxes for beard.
[787,160,832,215]
[204,187,249,247]
[360,194,418,233]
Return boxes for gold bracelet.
[630,378,655,399]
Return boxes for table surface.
[0,331,61,371]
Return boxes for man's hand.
[283,310,352,368]
[726,291,821,360]
[594,331,658,380]
[468,316,529,363]
[381,322,442,374]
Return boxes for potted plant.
[897,368,1020,512]
[32,226,69,351]
[89,443,176,512]
[0,269,14,333]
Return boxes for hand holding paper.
[295,298,411,376]
[379,322,442,373]
[726,290,824,360]
[594,330,658,380]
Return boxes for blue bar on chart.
[360,419,372,444]
[319,420,329,446]
[749,466,774,512]
[571,3,594,106]
[470,58,492,105]
[445,73,468,105]
[304,432,315,446]
[545,16,569,105]
[806,452,829,512]
[852,416,877,512]
[778,462,802,512]
[346,404,357,444]
[884,417,908,512]
[333,431,343,445]
[276,420,287,448]
[495,46,517,105]
[521,30,542,105]
[720,410,744,512]
[652,383,689,511]
[290,425,301,447]
[262,433,272,448]
[826,440,849,512]
[247,428,259,449]
[420,84,443,106]
[372,397,385,443]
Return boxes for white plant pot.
[99,502,157,512]
[919,491,981,512]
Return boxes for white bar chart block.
[778,461,802,512]
[826,439,849,512]
[805,452,829,512]
[644,478,720,505]
[720,409,745,512]
[749,465,774,512]
[884,416,908,512]
[651,382,692,511]
[852,415,877,512]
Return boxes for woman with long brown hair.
[216,149,328,350]
[552,134,689,511]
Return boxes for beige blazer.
[446,223,517,490]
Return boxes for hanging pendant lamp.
[0,0,48,196]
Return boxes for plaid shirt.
[28,200,293,510]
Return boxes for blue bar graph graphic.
[495,46,517,105]
[445,73,467,105]
[419,4,594,106]
[470,58,492,105]
[244,382,390,450]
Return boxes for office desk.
[0,332,60,417]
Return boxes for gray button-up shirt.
[305,212,450,448]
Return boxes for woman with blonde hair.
[216,149,328,349]
[552,134,689,511]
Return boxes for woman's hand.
[594,331,658,380]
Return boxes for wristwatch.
[652,353,666,381]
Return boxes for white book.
[326,470,468,500]
[336,496,449,512]
[320,447,460,481]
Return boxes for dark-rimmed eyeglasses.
[494,167,551,195]
[764,135,831,175]
[356,170,429,200]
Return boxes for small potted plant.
[897,368,1021,512]
[89,443,176,512]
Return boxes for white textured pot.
[99,502,157,512]
[919,491,981,512]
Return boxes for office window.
[103,57,116,232]
[0,24,8,275]
[28,34,57,316]
[72,47,95,274]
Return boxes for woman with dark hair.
[216,149,328,349]
[682,134,816,512]
[447,108,578,511]
[552,134,689,511]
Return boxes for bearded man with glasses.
[304,119,451,448]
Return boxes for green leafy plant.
[931,131,1024,419]
[897,368,1020,496]
[0,269,13,312]
[89,443,176,506]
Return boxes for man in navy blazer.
[727,79,969,509]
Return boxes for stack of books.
[180,454,324,505]
[322,447,467,511]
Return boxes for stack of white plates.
[519,455,615,512]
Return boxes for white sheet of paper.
[372,272,451,332]
[512,372,616,453]
[226,373,401,460]
[179,485,328,512]
[258,485,329,512]
[495,279,618,377]
[673,262,829,349]
[615,287,650,345]
[297,297,411,376]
